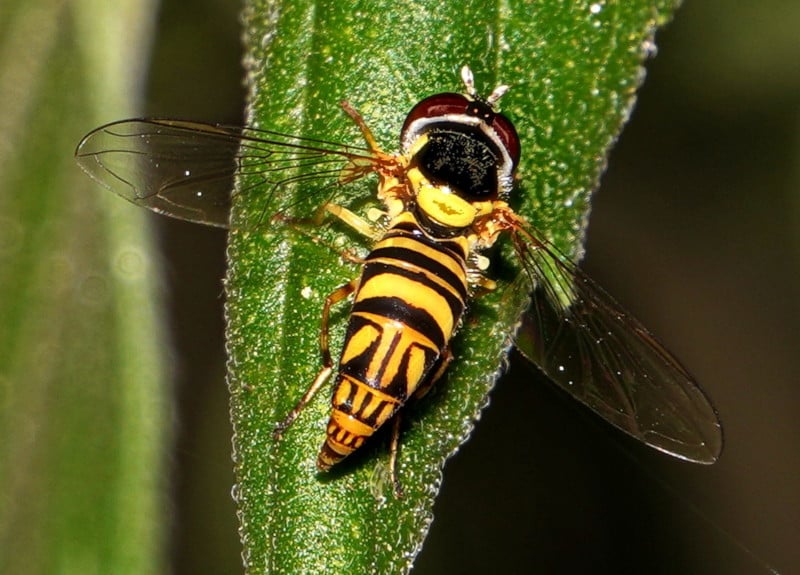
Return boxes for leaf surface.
[226,1,679,573]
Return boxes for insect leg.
[471,275,498,297]
[324,202,381,240]
[467,253,499,295]
[412,346,454,400]
[340,101,383,154]
[388,414,405,498]
[272,208,370,264]
[319,279,358,367]
[273,279,359,438]
[385,346,455,497]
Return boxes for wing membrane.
[76,120,723,462]
[511,223,723,463]
[74,119,379,228]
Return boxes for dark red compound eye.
[488,113,520,168]
[400,93,471,137]
[400,92,521,169]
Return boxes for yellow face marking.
[416,184,477,228]
[406,165,477,229]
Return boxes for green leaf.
[227,0,680,573]
[0,2,168,574]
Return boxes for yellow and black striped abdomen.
[318,214,470,469]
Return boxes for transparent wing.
[74,119,381,228]
[510,220,723,463]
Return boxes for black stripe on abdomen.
[351,296,446,349]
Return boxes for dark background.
[143,1,799,573]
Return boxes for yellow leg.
[272,201,378,263]
[340,100,383,154]
[472,275,498,297]
[273,278,358,438]
[324,203,381,240]
[273,365,333,439]
[318,279,358,366]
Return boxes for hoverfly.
[75,66,722,494]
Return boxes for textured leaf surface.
[226,0,680,573]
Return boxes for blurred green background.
[2,0,798,573]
